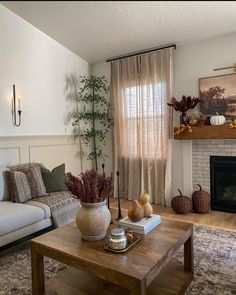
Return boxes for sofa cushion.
[0,166,10,201]
[41,163,68,193]
[25,200,51,219]
[0,201,47,236]
[9,163,46,198]
[0,218,52,248]
[25,165,46,197]
[5,171,31,203]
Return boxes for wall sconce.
[12,84,22,127]
[214,63,236,72]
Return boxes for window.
[122,82,167,158]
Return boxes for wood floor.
[110,198,236,232]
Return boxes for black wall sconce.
[12,84,22,127]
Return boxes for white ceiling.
[1,1,236,63]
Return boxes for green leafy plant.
[72,75,113,170]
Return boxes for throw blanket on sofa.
[34,191,80,227]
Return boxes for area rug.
[174,225,236,295]
[0,225,235,295]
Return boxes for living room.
[0,1,236,295]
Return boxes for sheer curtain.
[111,48,173,205]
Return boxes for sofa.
[0,164,80,248]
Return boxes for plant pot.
[76,200,111,241]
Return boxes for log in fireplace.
[210,156,236,214]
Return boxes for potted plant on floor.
[71,75,113,171]
[66,169,113,241]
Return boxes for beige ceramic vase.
[76,200,111,241]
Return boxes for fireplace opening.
[210,156,236,213]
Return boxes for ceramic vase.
[76,200,111,241]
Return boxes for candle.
[116,170,123,221]
[18,95,21,110]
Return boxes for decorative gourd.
[188,114,199,126]
[192,184,210,214]
[171,189,192,214]
[140,192,150,205]
[128,200,144,222]
[210,113,226,125]
[140,192,153,217]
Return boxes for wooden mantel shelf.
[174,125,236,140]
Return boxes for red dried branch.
[167,95,200,113]
[66,170,113,203]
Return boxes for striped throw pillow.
[5,171,31,203]
[9,163,46,198]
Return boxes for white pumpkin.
[210,113,226,125]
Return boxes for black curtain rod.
[106,44,176,62]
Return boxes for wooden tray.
[104,233,141,253]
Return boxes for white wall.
[172,32,236,197]
[0,135,92,175]
[0,4,90,136]
[92,32,236,198]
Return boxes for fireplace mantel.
[174,125,236,140]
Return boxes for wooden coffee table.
[31,216,193,295]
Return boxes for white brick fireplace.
[192,140,236,193]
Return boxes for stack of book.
[118,214,161,235]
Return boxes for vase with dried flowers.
[66,169,113,241]
[167,95,200,125]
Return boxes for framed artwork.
[199,73,236,118]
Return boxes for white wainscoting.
[0,135,92,175]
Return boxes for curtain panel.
[111,48,173,205]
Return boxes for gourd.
[171,189,192,214]
[188,114,199,126]
[128,200,144,222]
[210,113,226,125]
[192,184,210,214]
[140,192,153,217]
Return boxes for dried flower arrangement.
[66,169,113,203]
[228,119,236,129]
[167,95,200,113]
[174,124,192,135]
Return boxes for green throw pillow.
[41,163,68,193]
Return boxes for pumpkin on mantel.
[171,189,192,214]
[210,113,226,125]
[192,184,210,214]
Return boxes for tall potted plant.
[66,170,113,241]
[71,75,113,171]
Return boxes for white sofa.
[0,166,78,248]
[0,200,53,247]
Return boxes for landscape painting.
[199,73,236,118]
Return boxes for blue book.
[118,214,161,234]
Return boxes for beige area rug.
[0,225,235,295]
